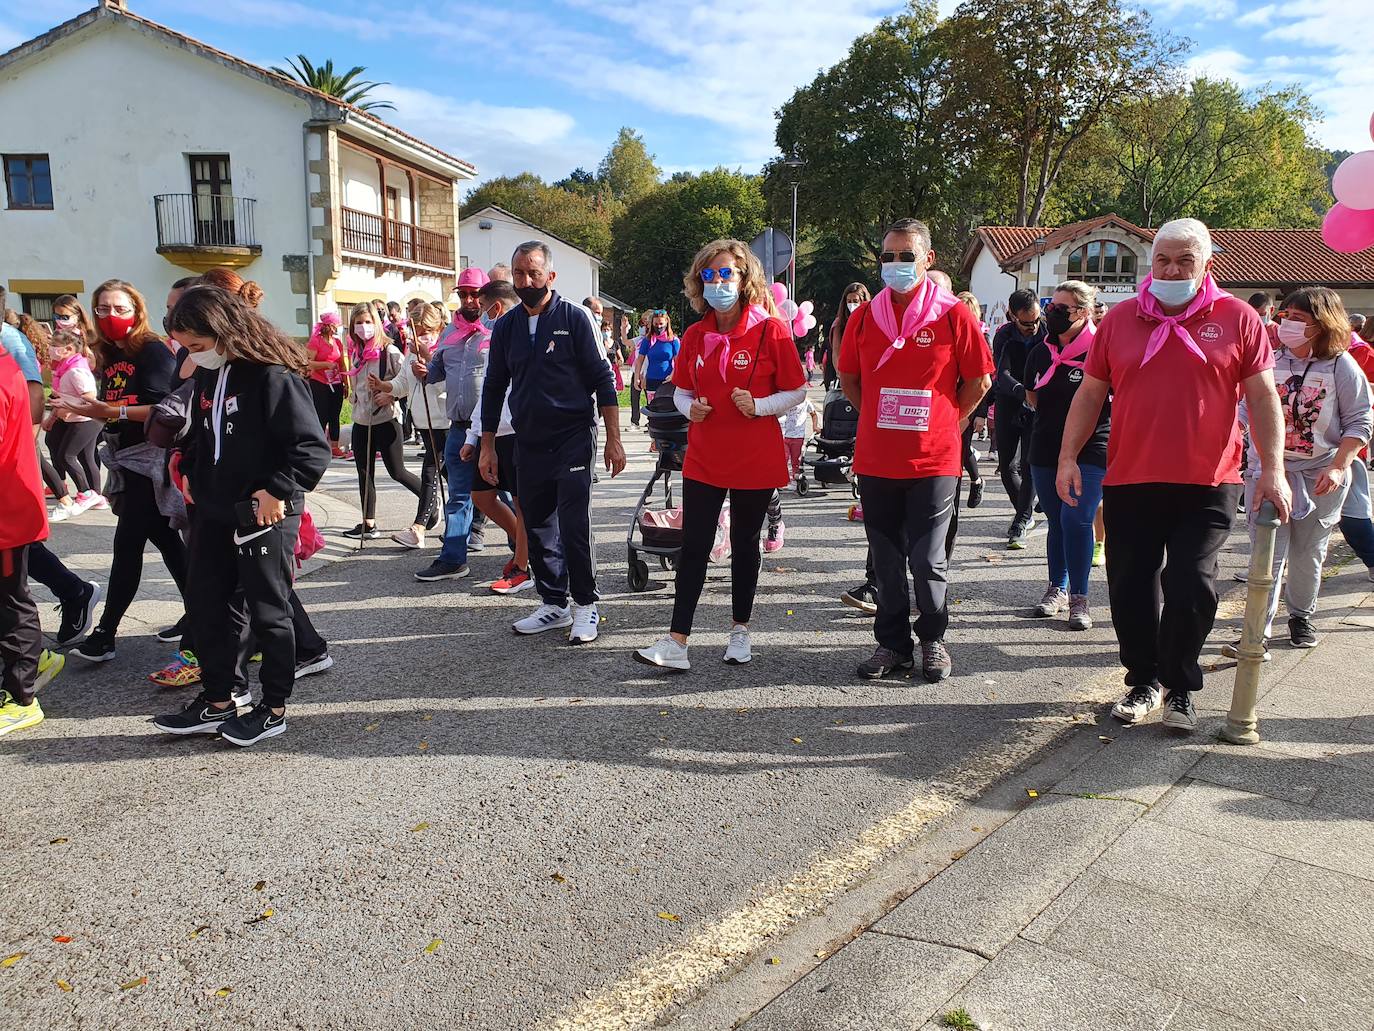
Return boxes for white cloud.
[1235,3,1277,26]
[1147,0,1239,19]
[1261,0,1374,151]
[1183,47,1255,86]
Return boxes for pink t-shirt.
[1085,293,1272,487]
[308,334,344,386]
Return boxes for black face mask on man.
[516,284,549,308]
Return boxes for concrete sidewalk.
[716,562,1374,1031]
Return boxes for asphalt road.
[0,401,1258,1030]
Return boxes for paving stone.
[1244,859,1374,961]
[1086,820,1276,911]
[1254,717,1374,776]
[1020,872,1103,946]
[919,939,1182,1031]
[1165,1000,1278,1031]
[743,933,984,1031]
[1188,747,1324,804]
[876,796,1142,957]
[1044,878,1374,1031]
[1149,779,1374,881]
[1258,682,1374,721]
[1052,728,1211,807]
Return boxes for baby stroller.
[801,388,859,497]
[626,384,689,592]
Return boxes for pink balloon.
[1369,110,1374,144]
[769,282,788,305]
[1322,203,1374,253]
[1333,151,1374,210]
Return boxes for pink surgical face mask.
[357,323,376,341]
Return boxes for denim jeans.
[437,428,477,566]
[1030,463,1105,596]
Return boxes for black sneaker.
[921,639,953,682]
[467,528,487,552]
[414,560,470,582]
[152,692,237,735]
[156,615,189,643]
[342,522,380,540]
[841,582,878,615]
[55,581,102,647]
[857,646,914,679]
[71,627,116,663]
[294,651,334,680]
[1288,615,1318,649]
[1008,521,1029,551]
[219,703,287,747]
[968,478,984,509]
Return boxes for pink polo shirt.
[1085,293,1272,487]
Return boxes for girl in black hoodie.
[152,287,330,747]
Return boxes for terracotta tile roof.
[0,3,477,178]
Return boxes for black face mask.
[1045,308,1074,339]
[459,305,481,323]
[516,284,549,308]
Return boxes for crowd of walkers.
[3,214,1373,746]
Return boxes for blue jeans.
[437,428,476,566]
[1030,463,1105,596]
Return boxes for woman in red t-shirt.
[633,240,807,671]
[305,313,348,457]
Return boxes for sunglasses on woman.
[699,268,737,283]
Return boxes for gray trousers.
[1247,474,1350,637]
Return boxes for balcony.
[341,206,454,273]
[154,194,262,272]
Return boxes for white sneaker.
[634,636,690,671]
[513,603,572,635]
[1111,684,1162,724]
[724,624,752,664]
[72,491,101,514]
[49,504,75,523]
[231,689,252,709]
[569,604,600,644]
[390,526,423,549]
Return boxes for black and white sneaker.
[55,580,102,647]
[294,651,334,680]
[414,560,469,582]
[71,627,116,663]
[1162,690,1198,733]
[156,616,189,643]
[152,692,237,735]
[841,582,878,615]
[343,523,381,540]
[1111,683,1162,724]
[1288,615,1318,649]
[219,703,288,747]
[967,478,984,509]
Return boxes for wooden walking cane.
[1220,500,1281,745]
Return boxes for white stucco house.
[0,0,476,335]
[962,213,1374,326]
[459,205,604,305]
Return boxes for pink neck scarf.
[1034,320,1096,389]
[869,279,960,369]
[702,305,769,381]
[1135,274,1225,367]
[441,314,489,353]
[52,353,85,381]
[347,341,380,377]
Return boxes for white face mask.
[1147,276,1200,308]
[189,348,227,369]
[1277,319,1312,349]
[846,301,860,313]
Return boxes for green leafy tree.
[795,233,876,339]
[270,55,395,111]
[597,128,661,204]
[461,173,613,257]
[604,168,766,327]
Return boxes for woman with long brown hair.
[151,286,330,746]
[52,294,98,344]
[825,282,870,391]
[54,279,189,663]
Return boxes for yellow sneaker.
[36,650,65,693]
[0,694,44,737]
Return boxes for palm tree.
[270,55,395,112]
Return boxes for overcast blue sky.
[2,0,1369,191]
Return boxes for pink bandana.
[869,278,960,369]
[1033,320,1096,389]
[440,313,489,353]
[702,305,769,381]
[52,353,85,381]
[1135,274,1226,367]
[346,341,380,378]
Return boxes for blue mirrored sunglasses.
[699,267,737,283]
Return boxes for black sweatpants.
[671,478,773,636]
[1,546,42,707]
[309,380,344,443]
[413,425,447,528]
[352,419,422,520]
[994,406,1036,525]
[28,541,85,604]
[859,474,957,653]
[48,419,103,496]
[100,472,189,636]
[1103,482,1241,695]
[186,511,300,708]
[39,448,65,500]
[517,428,599,608]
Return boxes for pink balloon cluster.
[769,282,818,338]
[1322,112,1374,253]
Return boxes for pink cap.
[457,267,489,290]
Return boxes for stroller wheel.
[796,475,810,496]
[659,555,676,572]
[629,558,650,592]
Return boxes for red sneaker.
[492,568,533,594]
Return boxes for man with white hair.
[1057,217,1291,732]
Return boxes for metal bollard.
[1220,500,1281,746]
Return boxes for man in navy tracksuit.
[479,241,625,644]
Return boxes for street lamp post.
[784,154,805,298]
[1033,235,1048,298]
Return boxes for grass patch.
[940,1009,979,1030]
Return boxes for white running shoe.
[49,504,75,523]
[634,636,690,671]
[72,491,101,514]
[569,604,600,644]
[1111,684,1163,724]
[513,603,572,635]
[724,624,752,665]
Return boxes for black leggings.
[353,419,422,520]
[48,419,104,495]
[414,425,447,527]
[39,448,66,500]
[310,380,344,443]
[100,471,189,636]
[961,420,980,482]
[671,478,773,636]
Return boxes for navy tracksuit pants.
[517,428,599,608]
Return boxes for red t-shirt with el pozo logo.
[836,300,993,479]
[1084,294,1273,487]
[672,312,806,490]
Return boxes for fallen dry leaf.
[214,986,233,997]
[425,938,442,954]
[51,936,73,944]
[657,911,680,922]
[417,741,430,752]
[245,909,274,925]
[420,714,433,722]
[2,953,27,968]
[188,925,210,939]
[55,979,72,992]
[766,957,780,966]
[252,881,266,892]
[550,872,567,884]
[119,976,147,991]
[791,737,804,745]
[983,553,1004,562]
[1026,789,1039,798]
[363,723,380,732]
[49,838,68,845]
[411,822,430,833]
